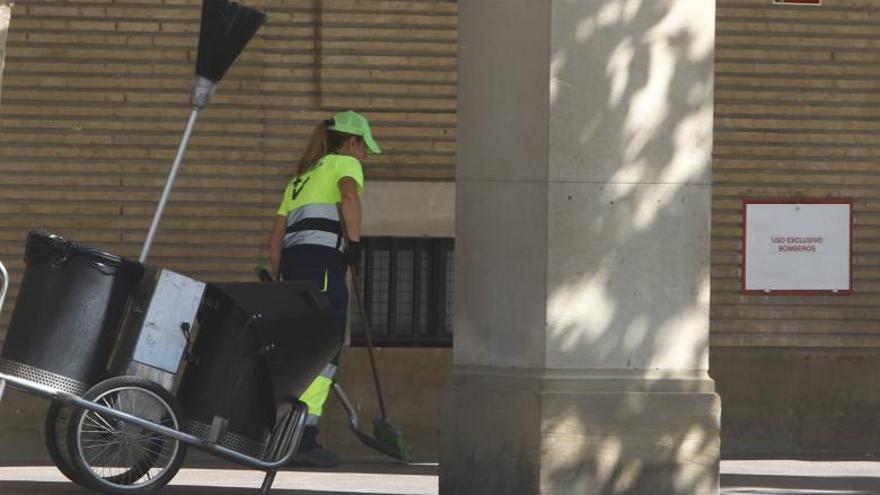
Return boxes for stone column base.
[441,367,720,495]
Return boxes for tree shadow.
[536,0,717,493]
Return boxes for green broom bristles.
[373,418,413,462]
[196,0,266,83]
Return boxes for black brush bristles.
[196,0,266,82]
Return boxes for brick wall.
[713,0,880,454]
[0,0,457,334]
[713,0,880,349]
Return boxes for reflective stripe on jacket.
[277,154,364,251]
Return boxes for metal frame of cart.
[0,259,319,494]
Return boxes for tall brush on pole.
[139,0,265,263]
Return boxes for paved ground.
[1,459,880,494]
[720,460,880,495]
[0,461,438,495]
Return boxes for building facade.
[0,0,878,465]
[712,0,880,455]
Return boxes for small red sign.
[773,0,821,5]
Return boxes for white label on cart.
[133,270,205,373]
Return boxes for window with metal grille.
[350,237,454,347]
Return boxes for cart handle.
[0,260,8,319]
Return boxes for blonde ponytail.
[295,118,361,176]
[296,120,330,176]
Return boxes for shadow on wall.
[542,0,716,493]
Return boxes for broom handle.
[0,260,8,320]
[351,274,389,419]
[140,108,200,263]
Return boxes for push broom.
[139,0,265,263]
[255,265,413,462]
[348,272,413,462]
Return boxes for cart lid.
[25,230,144,278]
[207,282,342,409]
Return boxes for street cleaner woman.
[267,110,381,467]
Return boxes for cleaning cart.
[0,232,343,495]
[0,1,344,493]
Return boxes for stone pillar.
[441,1,719,494]
[0,1,11,104]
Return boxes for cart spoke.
[83,439,117,455]
[83,442,116,467]
[88,407,119,432]
[138,434,167,448]
[100,395,118,415]
[118,468,133,485]
[81,420,118,435]
[132,438,166,455]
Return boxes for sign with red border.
[742,199,852,295]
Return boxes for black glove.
[255,266,274,282]
[343,240,361,269]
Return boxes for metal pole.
[260,471,277,495]
[0,260,7,402]
[0,260,8,319]
[139,108,200,263]
[333,382,362,430]
[0,2,13,105]
[351,276,388,418]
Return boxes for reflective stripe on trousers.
[300,363,338,424]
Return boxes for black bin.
[178,281,341,458]
[0,231,144,395]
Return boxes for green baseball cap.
[328,110,382,154]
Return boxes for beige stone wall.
[0,0,457,334]
[713,0,880,348]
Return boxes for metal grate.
[351,237,454,347]
[183,419,268,459]
[0,358,89,396]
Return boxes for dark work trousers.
[280,245,348,444]
[279,245,349,356]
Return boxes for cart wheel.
[49,401,163,488]
[45,402,88,486]
[68,376,187,494]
